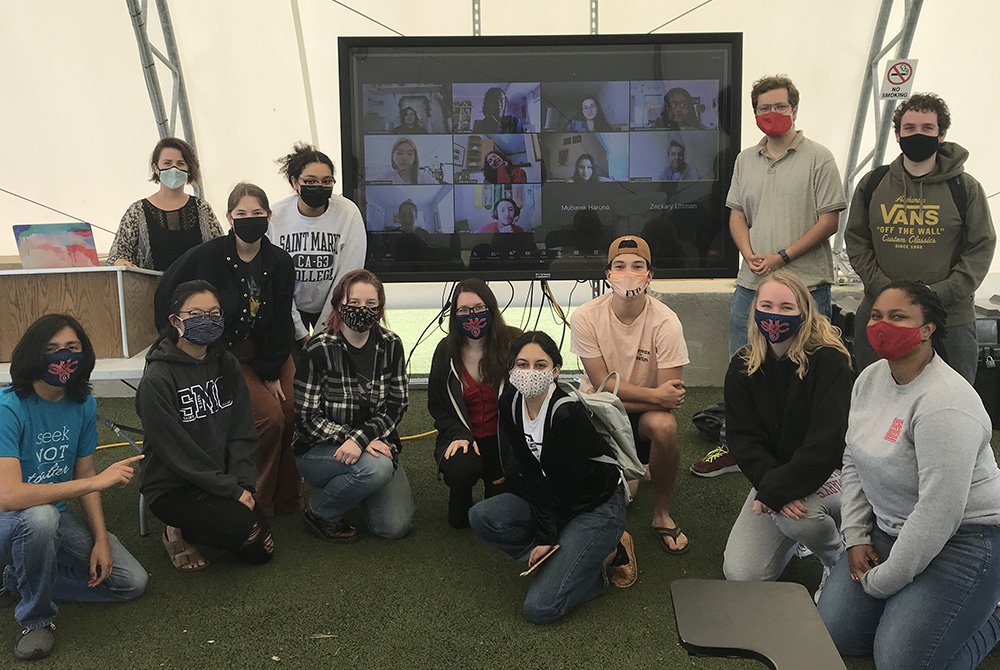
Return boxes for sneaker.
[609,532,638,588]
[795,543,814,559]
[14,625,55,661]
[814,565,832,604]
[303,508,360,544]
[690,445,740,477]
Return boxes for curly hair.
[276,142,335,187]
[892,93,951,134]
[750,74,800,111]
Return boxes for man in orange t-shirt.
[570,235,691,554]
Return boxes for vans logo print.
[884,418,904,443]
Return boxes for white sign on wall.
[880,59,918,100]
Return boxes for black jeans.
[149,487,274,564]
[439,434,505,528]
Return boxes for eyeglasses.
[179,308,223,318]
[456,304,489,317]
[300,178,336,187]
[755,103,792,115]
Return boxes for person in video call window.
[475,198,525,234]
[378,138,438,185]
[472,87,526,134]
[484,150,527,184]
[569,154,602,183]
[565,97,612,133]
[385,200,428,235]
[652,87,706,130]
[663,140,700,181]
[392,106,427,135]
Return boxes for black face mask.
[899,133,940,163]
[299,184,333,209]
[233,216,269,243]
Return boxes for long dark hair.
[483,149,510,185]
[447,279,520,387]
[660,87,705,130]
[879,280,949,362]
[572,97,611,131]
[507,331,563,369]
[7,314,95,403]
[157,280,224,349]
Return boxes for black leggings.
[439,435,505,527]
[149,487,274,565]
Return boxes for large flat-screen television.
[339,33,742,281]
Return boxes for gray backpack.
[553,372,645,482]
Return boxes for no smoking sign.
[880,59,918,100]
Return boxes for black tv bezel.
[339,32,742,283]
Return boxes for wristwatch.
[778,249,791,264]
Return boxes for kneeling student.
[722,272,853,600]
[0,315,147,661]
[470,331,635,625]
[138,280,274,571]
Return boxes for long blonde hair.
[740,272,851,379]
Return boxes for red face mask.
[867,320,923,360]
[755,111,793,138]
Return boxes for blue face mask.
[456,310,492,340]
[42,349,85,387]
[754,310,803,344]
[178,314,225,346]
[159,166,189,190]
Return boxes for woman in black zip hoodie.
[427,279,520,528]
[723,272,853,599]
[139,280,273,571]
[469,331,634,625]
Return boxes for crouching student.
[818,282,1000,669]
[722,272,853,601]
[294,270,414,542]
[469,332,635,625]
[0,315,147,661]
[138,281,274,572]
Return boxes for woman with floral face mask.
[154,182,299,518]
[818,281,1000,669]
[722,272,853,602]
[427,279,521,528]
[293,269,414,543]
[138,281,273,572]
[469,331,635,625]
[108,137,224,271]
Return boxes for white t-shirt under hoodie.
[267,193,367,340]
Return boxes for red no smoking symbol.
[887,62,913,85]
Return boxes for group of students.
[1,85,999,670]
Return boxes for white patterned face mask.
[508,368,554,399]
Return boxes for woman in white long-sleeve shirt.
[818,280,1000,670]
[267,143,367,343]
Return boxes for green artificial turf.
[11,388,998,669]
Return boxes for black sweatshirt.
[499,384,620,545]
[154,232,295,381]
[137,338,259,505]
[724,346,854,511]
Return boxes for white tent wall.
[2,0,998,310]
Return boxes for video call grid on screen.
[340,34,742,281]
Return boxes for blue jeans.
[817,525,1000,670]
[0,506,147,630]
[719,282,832,446]
[469,489,626,625]
[295,446,414,539]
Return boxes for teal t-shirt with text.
[0,388,98,511]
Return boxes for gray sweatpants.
[723,471,843,582]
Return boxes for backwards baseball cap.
[607,235,651,265]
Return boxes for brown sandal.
[161,531,209,571]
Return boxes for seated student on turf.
[818,281,1000,670]
[138,280,274,572]
[427,278,521,528]
[0,315,147,661]
[722,272,853,598]
[569,235,691,554]
[469,331,635,625]
[294,269,414,542]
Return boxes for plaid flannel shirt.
[293,327,408,458]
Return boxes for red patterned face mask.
[867,320,923,360]
[43,350,83,386]
[456,310,492,340]
[755,111,793,138]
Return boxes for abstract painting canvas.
[13,223,99,269]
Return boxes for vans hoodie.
[137,338,259,505]
[846,141,996,326]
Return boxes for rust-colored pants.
[231,340,303,517]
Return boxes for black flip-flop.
[650,525,690,555]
